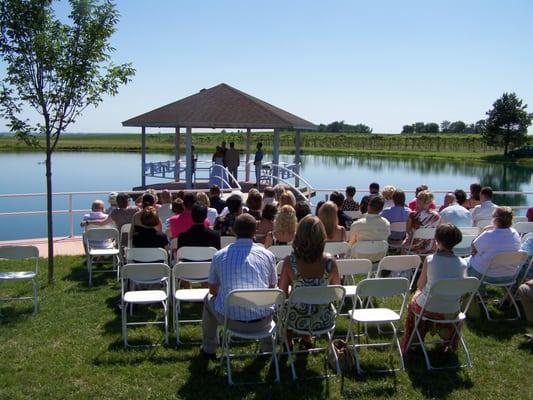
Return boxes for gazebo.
[122,83,317,189]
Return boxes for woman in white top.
[401,224,467,353]
[196,192,219,227]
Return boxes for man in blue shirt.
[254,142,263,186]
[201,213,277,358]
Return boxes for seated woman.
[463,183,482,210]
[403,190,440,254]
[196,192,219,227]
[400,224,467,353]
[264,205,297,248]
[131,193,162,239]
[380,189,411,244]
[466,206,521,283]
[278,216,341,347]
[381,185,396,209]
[256,204,277,244]
[294,201,312,222]
[317,201,346,242]
[278,190,296,208]
[132,206,169,251]
[245,189,263,221]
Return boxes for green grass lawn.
[1,256,532,399]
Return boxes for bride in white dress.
[209,146,229,188]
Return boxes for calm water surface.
[0,152,531,240]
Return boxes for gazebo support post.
[272,129,280,185]
[245,128,251,182]
[294,129,301,187]
[141,126,146,187]
[174,126,180,181]
[185,127,193,189]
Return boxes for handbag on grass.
[328,339,355,372]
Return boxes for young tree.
[483,93,531,156]
[0,0,135,283]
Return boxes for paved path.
[0,236,85,258]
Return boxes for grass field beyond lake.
[0,256,532,399]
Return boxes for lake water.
[0,151,531,240]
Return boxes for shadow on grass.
[466,317,528,340]
[62,259,118,290]
[517,336,533,354]
[405,351,473,398]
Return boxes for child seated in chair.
[400,224,467,353]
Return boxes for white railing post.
[68,193,74,238]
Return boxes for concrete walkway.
[0,236,85,258]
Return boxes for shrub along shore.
[0,132,531,164]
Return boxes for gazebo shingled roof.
[122,83,317,130]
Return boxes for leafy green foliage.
[318,120,372,133]
[482,92,531,156]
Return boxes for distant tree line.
[401,120,486,134]
[318,120,372,134]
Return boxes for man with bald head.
[201,213,277,358]
[439,192,472,227]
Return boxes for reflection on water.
[0,151,530,240]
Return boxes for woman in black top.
[132,206,169,250]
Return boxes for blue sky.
[2,0,533,133]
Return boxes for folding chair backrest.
[120,223,132,247]
[173,261,211,284]
[126,247,168,264]
[336,259,372,278]
[121,262,170,282]
[512,216,528,224]
[424,277,480,314]
[0,245,39,260]
[513,222,533,236]
[390,221,407,235]
[276,260,284,275]
[484,251,528,280]
[344,210,363,220]
[85,227,119,243]
[376,255,421,274]
[355,277,410,298]
[453,235,477,253]
[351,240,388,259]
[221,236,236,248]
[225,288,286,310]
[177,246,217,261]
[324,241,350,257]
[269,245,293,261]
[475,219,493,230]
[459,227,479,236]
[288,285,345,306]
[412,228,436,240]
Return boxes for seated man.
[439,192,473,227]
[349,196,391,260]
[209,185,226,215]
[178,203,221,250]
[81,199,112,249]
[360,182,380,214]
[380,189,411,243]
[471,186,498,226]
[201,214,277,357]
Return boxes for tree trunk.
[46,133,54,283]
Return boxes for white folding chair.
[221,236,236,248]
[222,289,285,385]
[405,228,436,256]
[120,263,171,347]
[275,260,284,276]
[404,277,480,370]
[475,219,493,230]
[283,285,346,381]
[376,255,422,290]
[172,261,211,344]
[169,238,178,265]
[84,227,121,287]
[176,246,217,263]
[345,210,363,220]
[126,247,169,264]
[268,245,293,262]
[324,241,350,259]
[512,216,528,224]
[0,245,39,315]
[119,223,132,262]
[388,221,407,251]
[350,240,389,263]
[337,259,373,312]
[347,277,410,374]
[453,235,477,257]
[459,227,480,236]
[475,251,528,320]
[513,221,533,237]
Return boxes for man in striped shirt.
[201,214,277,357]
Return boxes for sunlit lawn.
[0,256,532,399]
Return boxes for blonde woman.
[279,190,296,208]
[403,190,440,254]
[381,185,396,209]
[196,191,219,227]
[317,201,346,242]
[264,205,297,248]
